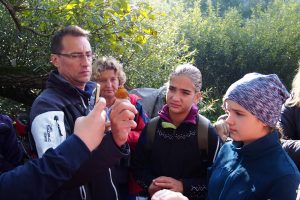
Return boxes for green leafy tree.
[182,0,300,98]
[0,0,158,105]
[123,0,195,89]
[0,0,198,118]
[3,0,300,122]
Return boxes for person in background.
[280,66,300,139]
[30,25,134,200]
[208,73,300,199]
[92,56,149,199]
[131,64,220,200]
[280,66,300,169]
[0,114,24,172]
[0,98,138,199]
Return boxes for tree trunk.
[0,71,48,106]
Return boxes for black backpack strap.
[197,114,210,155]
[146,114,209,155]
[145,116,160,149]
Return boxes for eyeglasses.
[54,52,94,60]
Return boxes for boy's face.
[224,100,269,145]
[166,75,201,117]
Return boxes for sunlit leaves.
[134,35,146,44]
[0,0,159,74]
[184,0,300,98]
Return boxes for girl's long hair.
[286,65,300,107]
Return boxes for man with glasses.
[30,25,134,200]
[1,99,137,199]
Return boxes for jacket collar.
[231,131,280,158]
[158,103,199,125]
[47,70,96,99]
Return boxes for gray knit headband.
[223,73,289,127]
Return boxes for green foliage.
[0,5,50,74]
[2,0,300,122]
[0,0,158,74]
[182,0,300,99]
[1,0,196,116]
[0,97,29,120]
[122,0,195,89]
[199,88,222,122]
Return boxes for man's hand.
[213,114,230,142]
[109,99,137,147]
[152,176,183,193]
[149,180,163,197]
[74,97,106,151]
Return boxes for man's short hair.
[51,25,90,54]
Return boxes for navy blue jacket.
[0,135,89,199]
[29,70,129,200]
[208,132,300,200]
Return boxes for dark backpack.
[15,113,37,159]
[129,86,167,118]
[0,114,24,171]
[145,114,210,154]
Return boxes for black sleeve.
[0,135,90,199]
[281,139,300,171]
[280,104,297,139]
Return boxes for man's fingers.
[118,109,137,121]
[114,119,136,128]
[109,99,138,147]
[74,97,106,151]
[110,99,137,116]
[129,120,137,129]
[91,97,106,117]
[153,182,172,189]
[154,176,171,183]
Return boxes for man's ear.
[194,91,202,104]
[50,54,59,68]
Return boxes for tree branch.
[0,0,52,37]
[0,0,21,30]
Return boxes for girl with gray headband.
[207,73,300,200]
